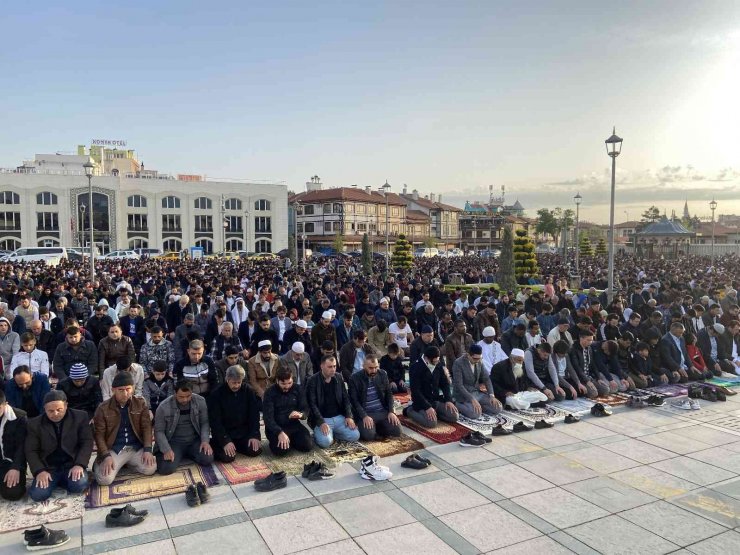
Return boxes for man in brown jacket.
[247,340,279,400]
[98,325,136,374]
[443,319,474,373]
[93,372,156,485]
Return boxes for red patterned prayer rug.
[399,415,469,444]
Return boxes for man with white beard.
[477,326,507,375]
[490,348,537,409]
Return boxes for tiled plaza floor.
[4,394,740,554]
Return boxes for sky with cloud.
[1,1,738,223]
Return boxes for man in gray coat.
[278,342,314,387]
[452,344,502,419]
[154,379,213,475]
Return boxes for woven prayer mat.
[457,412,517,433]
[393,391,412,405]
[85,463,219,508]
[399,415,470,444]
[648,383,689,398]
[322,441,373,465]
[216,454,272,485]
[363,433,424,458]
[263,447,331,476]
[0,491,84,533]
[708,377,740,388]
[502,405,569,424]
[548,398,596,416]
[593,393,631,407]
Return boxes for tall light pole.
[83,161,95,283]
[472,218,477,254]
[244,208,250,252]
[294,202,301,267]
[301,233,306,271]
[380,181,391,277]
[710,198,717,266]
[574,192,582,274]
[605,127,623,303]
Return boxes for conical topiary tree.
[579,234,593,257]
[496,225,517,292]
[361,233,372,274]
[513,228,539,280]
[391,234,413,270]
[595,237,607,256]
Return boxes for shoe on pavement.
[671,399,694,410]
[255,471,287,492]
[401,455,428,469]
[196,482,210,504]
[715,385,737,396]
[472,430,492,444]
[689,398,701,410]
[490,424,512,435]
[185,485,200,507]
[700,388,718,402]
[25,525,70,551]
[121,504,149,517]
[412,453,432,465]
[360,456,393,480]
[534,419,554,429]
[302,460,319,478]
[714,388,727,402]
[590,403,612,417]
[23,527,47,546]
[564,414,580,424]
[459,433,486,447]
[308,463,334,480]
[106,508,146,528]
[646,395,665,407]
[512,421,533,433]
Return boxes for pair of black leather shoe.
[401,453,431,469]
[185,482,210,507]
[255,471,287,492]
[106,504,148,527]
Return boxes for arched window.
[163,238,181,253]
[225,239,243,251]
[38,239,60,247]
[254,199,271,211]
[0,192,20,205]
[129,238,149,249]
[224,198,242,211]
[0,238,20,251]
[195,239,213,254]
[127,195,147,208]
[255,239,272,253]
[194,197,212,210]
[36,192,58,205]
[161,196,181,209]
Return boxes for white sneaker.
[360,456,393,481]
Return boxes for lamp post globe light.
[574,192,582,274]
[604,127,623,303]
[83,161,95,283]
[710,198,717,266]
[380,181,391,277]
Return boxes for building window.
[38,239,60,247]
[224,215,242,232]
[129,238,148,249]
[163,238,181,252]
[127,214,148,231]
[194,215,213,232]
[0,238,20,251]
[36,192,58,205]
[303,205,314,215]
[346,204,354,213]
[369,205,376,215]
[127,195,147,208]
[0,192,19,205]
[224,198,242,211]
[392,207,399,216]
[195,239,213,254]
[323,204,331,214]
[297,223,303,233]
[194,197,212,210]
[254,216,271,233]
[333,203,343,214]
[304,223,315,233]
[255,199,271,211]
[255,239,271,253]
[225,238,243,251]
[0,212,21,231]
[324,222,332,232]
[162,214,181,232]
[162,196,180,209]
[357,204,365,214]
[358,223,367,232]
[37,212,59,231]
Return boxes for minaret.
[683,199,690,220]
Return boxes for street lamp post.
[301,233,306,271]
[710,199,717,266]
[79,204,86,248]
[83,161,95,283]
[244,208,250,253]
[294,202,301,268]
[472,219,477,255]
[380,181,391,276]
[574,192,582,274]
[605,127,623,304]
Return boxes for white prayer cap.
[292,342,305,354]
[511,348,525,358]
[258,340,272,349]
[482,326,496,338]
[295,319,308,329]
[322,311,332,320]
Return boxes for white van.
[413,247,440,258]
[3,247,69,265]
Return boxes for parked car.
[1,247,69,265]
[133,248,163,258]
[101,250,140,260]
[413,247,439,258]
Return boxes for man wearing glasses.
[452,344,502,418]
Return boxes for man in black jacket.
[500,323,528,356]
[86,304,114,345]
[406,346,458,428]
[305,355,359,447]
[57,362,102,420]
[207,365,262,462]
[698,324,731,375]
[0,390,27,500]
[263,367,312,456]
[349,354,401,441]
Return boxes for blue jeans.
[29,465,89,502]
[313,415,360,448]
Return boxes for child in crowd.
[380,343,407,393]
[9,331,50,377]
[684,333,708,375]
[143,360,174,415]
[630,341,656,387]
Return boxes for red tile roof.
[292,187,407,206]
[406,209,431,222]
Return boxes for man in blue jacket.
[659,322,708,382]
[5,365,50,418]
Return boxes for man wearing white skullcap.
[477,326,507,375]
[278,342,314,385]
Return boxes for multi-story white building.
[0,145,287,254]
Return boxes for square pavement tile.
[688,446,740,472]
[557,420,619,441]
[610,466,700,499]
[686,530,740,554]
[106,538,176,555]
[511,487,609,529]
[324,492,415,536]
[0,518,81,555]
[253,505,348,555]
[173,521,270,555]
[293,538,365,554]
[518,454,599,485]
[650,457,736,486]
[160,484,244,528]
[711,476,740,500]
[297,463,373,496]
[486,535,575,554]
[587,415,658,437]
[470,463,553,498]
[678,425,740,446]
[618,410,684,427]
[669,487,740,528]
[621,500,727,546]
[82,498,166,546]
[235,475,312,512]
[600,437,676,464]
[401,476,490,516]
[439,503,541,551]
[518,428,582,449]
[562,476,657,513]
[355,522,457,555]
[483,435,542,457]
[565,514,678,554]
[561,445,641,474]
[427,441,500,466]
[639,430,714,455]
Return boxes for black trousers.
[0,464,26,501]
[212,436,263,463]
[266,422,312,457]
[358,411,402,441]
[156,438,215,475]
